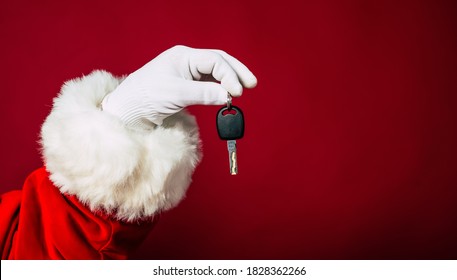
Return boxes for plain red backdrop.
[1,0,456,259]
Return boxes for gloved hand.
[101,45,257,128]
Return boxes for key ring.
[227,93,232,111]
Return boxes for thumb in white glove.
[101,45,257,128]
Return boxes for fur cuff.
[40,70,202,221]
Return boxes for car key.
[216,98,244,175]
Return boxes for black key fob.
[216,106,244,140]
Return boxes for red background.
[1,0,456,259]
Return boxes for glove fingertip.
[216,89,229,105]
[243,74,258,89]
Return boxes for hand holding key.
[101,45,257,129]
[100,45,256,174]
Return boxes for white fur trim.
[40,70,202,221]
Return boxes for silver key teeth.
[227,140,238,175]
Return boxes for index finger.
[210,49,258,89]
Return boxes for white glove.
[101,45,257,128]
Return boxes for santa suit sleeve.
[1,70,202,259]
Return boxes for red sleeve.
[1,71,197,259]
[0,190,21,259]
[1,167,157,260]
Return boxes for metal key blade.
[227,140,238,175]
